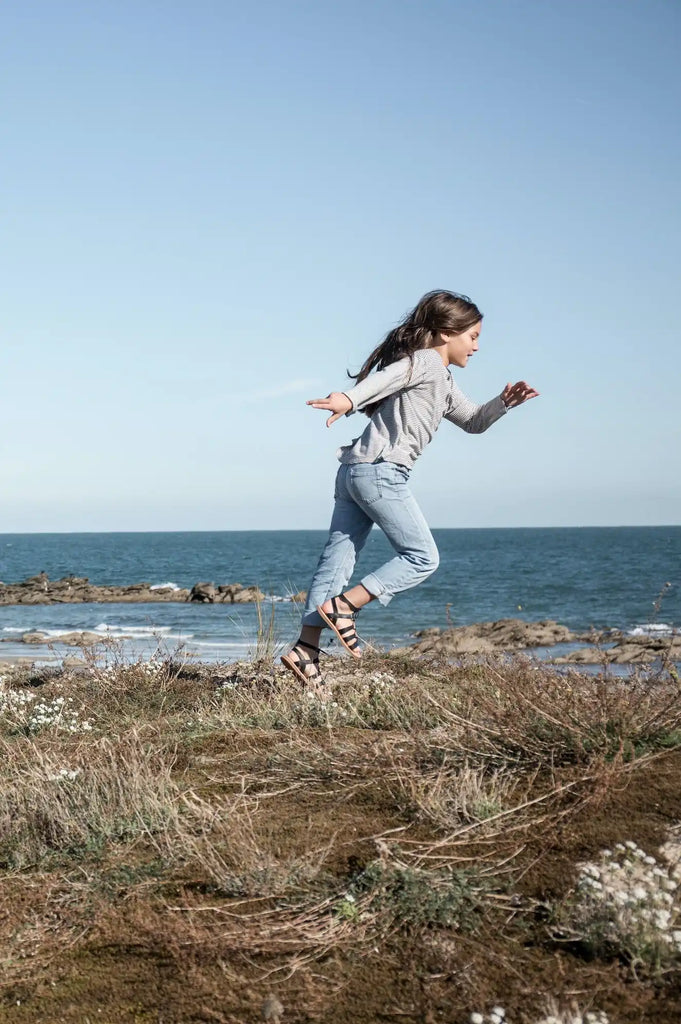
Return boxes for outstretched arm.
[445,379,539,433]
[306,355,419,427]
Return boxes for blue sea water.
[0,528,679,663]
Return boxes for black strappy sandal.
[317,595,362,658]
[281,639,325,686]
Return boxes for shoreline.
[1,616,679,668]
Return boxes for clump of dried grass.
[390,759,525,833]
[203,666,452,732]
[177,788,335,898]
[0,732,182,869]
[423,656,681,767]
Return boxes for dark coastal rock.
[0,574,267,606]
[392,618,577,658]
[225,585,266,603]
[189,582,218,603]
[189,582,267,603]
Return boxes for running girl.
[281,290,538,685]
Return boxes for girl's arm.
[307,355,420,427]
[444,388,507,434]
[342,356,415,412]
[445,379,538,433]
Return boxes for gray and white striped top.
[338,347,506,468]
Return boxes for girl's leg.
[345,463,440,606]
[283,466,373,679]
[301,466,374,627]
[317,462,437,656]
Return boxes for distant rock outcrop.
[553,633,681,665]
[393,618,680,666]
[392,618,577,658]
[0,574,268,606]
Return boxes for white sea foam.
[93,623,194,641]
[41,629,91,638]
[95,623,170,635]
[190,641,248,649]
[629,623,676,637]
[149,582,182,591]
[2,627,26,633]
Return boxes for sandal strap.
[336,625,360,650]
[327,596,357,622]
[296,638,323,655]
[291,644,319,671]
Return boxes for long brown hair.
[349,290,483,416]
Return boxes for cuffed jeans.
[302,462,440,628]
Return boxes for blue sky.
[2,0,679,531]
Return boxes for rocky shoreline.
[0,606,678,665]
[0,573,302,606]
[390,618,681,666]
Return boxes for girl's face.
[443,321,482,368]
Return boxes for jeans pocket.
[348,464,383,506]
[379,463,411,497]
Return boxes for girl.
[281,290,538,686]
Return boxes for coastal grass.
[1,651,681,1022]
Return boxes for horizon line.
[1,524,679,536]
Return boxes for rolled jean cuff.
[301,609,325,628]
[361,572,392,607]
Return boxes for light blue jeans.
[302,462,440,628]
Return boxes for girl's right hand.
[306,392,353,427]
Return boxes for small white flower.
[583,864,601,879]
[469,1015,484,1024]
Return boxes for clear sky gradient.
[2,0,679,531]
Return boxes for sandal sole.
[316,605,362,659]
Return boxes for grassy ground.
[1,646,681,1024]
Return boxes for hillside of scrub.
[2,652,681,1024]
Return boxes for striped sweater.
[338,347,506,468]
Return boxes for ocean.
[0,527,679,663]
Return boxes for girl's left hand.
[307,391,353,427]
[501,381,539,408]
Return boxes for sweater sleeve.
[444,379,507,433]
[342,356,420,414]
